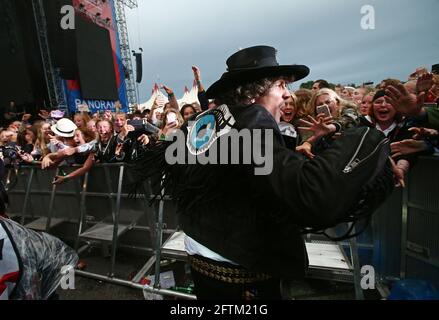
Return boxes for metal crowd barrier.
[7,164,151,275]
[5,162,189,299]
[4,155,439,299]
[365,155,439,296]
[389,156,439,284]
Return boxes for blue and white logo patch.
[186,105,236,155]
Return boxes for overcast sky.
[125,0,439,102]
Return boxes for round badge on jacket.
[186,105,236,156]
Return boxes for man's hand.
[298,115,336,142]
[41,155,54,169]
[138,134,150,146]
[296,142,315,159]
[391,139,429,158]
[192,66,201,82]
[416,73,434,93]
[385,84,426,117]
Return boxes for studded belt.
[188,255,272,284]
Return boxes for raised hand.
[164,120,177,132]
[103,110,113,121]
[118,124,135,140]
[298,115,336,142]
[161,84,174,96]
[122,124,135,134]
[192,66,201,82]
[416,73,434,93]
[385,84,425,116]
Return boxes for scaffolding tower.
[32,0,68,112]
[32,0,138,113]
[114,0,138,111]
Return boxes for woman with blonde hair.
[360,91,375,116]
[297,88,360,158]
[34,122,52,158]
[158,109,184,141]
[73,112,91,130]
[293,89,314,121]
[308,88,360,122]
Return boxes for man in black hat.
[143,46,394,299]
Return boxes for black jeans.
[189,255,282,300]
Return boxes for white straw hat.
[51,118,77,138]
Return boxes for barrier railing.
[6,164,165,274]
[5,155,439,299]
[5,162,190,299]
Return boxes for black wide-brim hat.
[206,45,310,99]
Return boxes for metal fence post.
[20,167,35,225]
[75,172,89,251]
[45,167,59,231]
[153,176,166,289]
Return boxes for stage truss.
[32,0,68,112]
[32,0,138,113]
[115,0,138,108]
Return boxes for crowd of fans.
[281,66,439,187]
[1,64,438,188]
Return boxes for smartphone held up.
[167,112,177,125]
[316,104,331,118]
